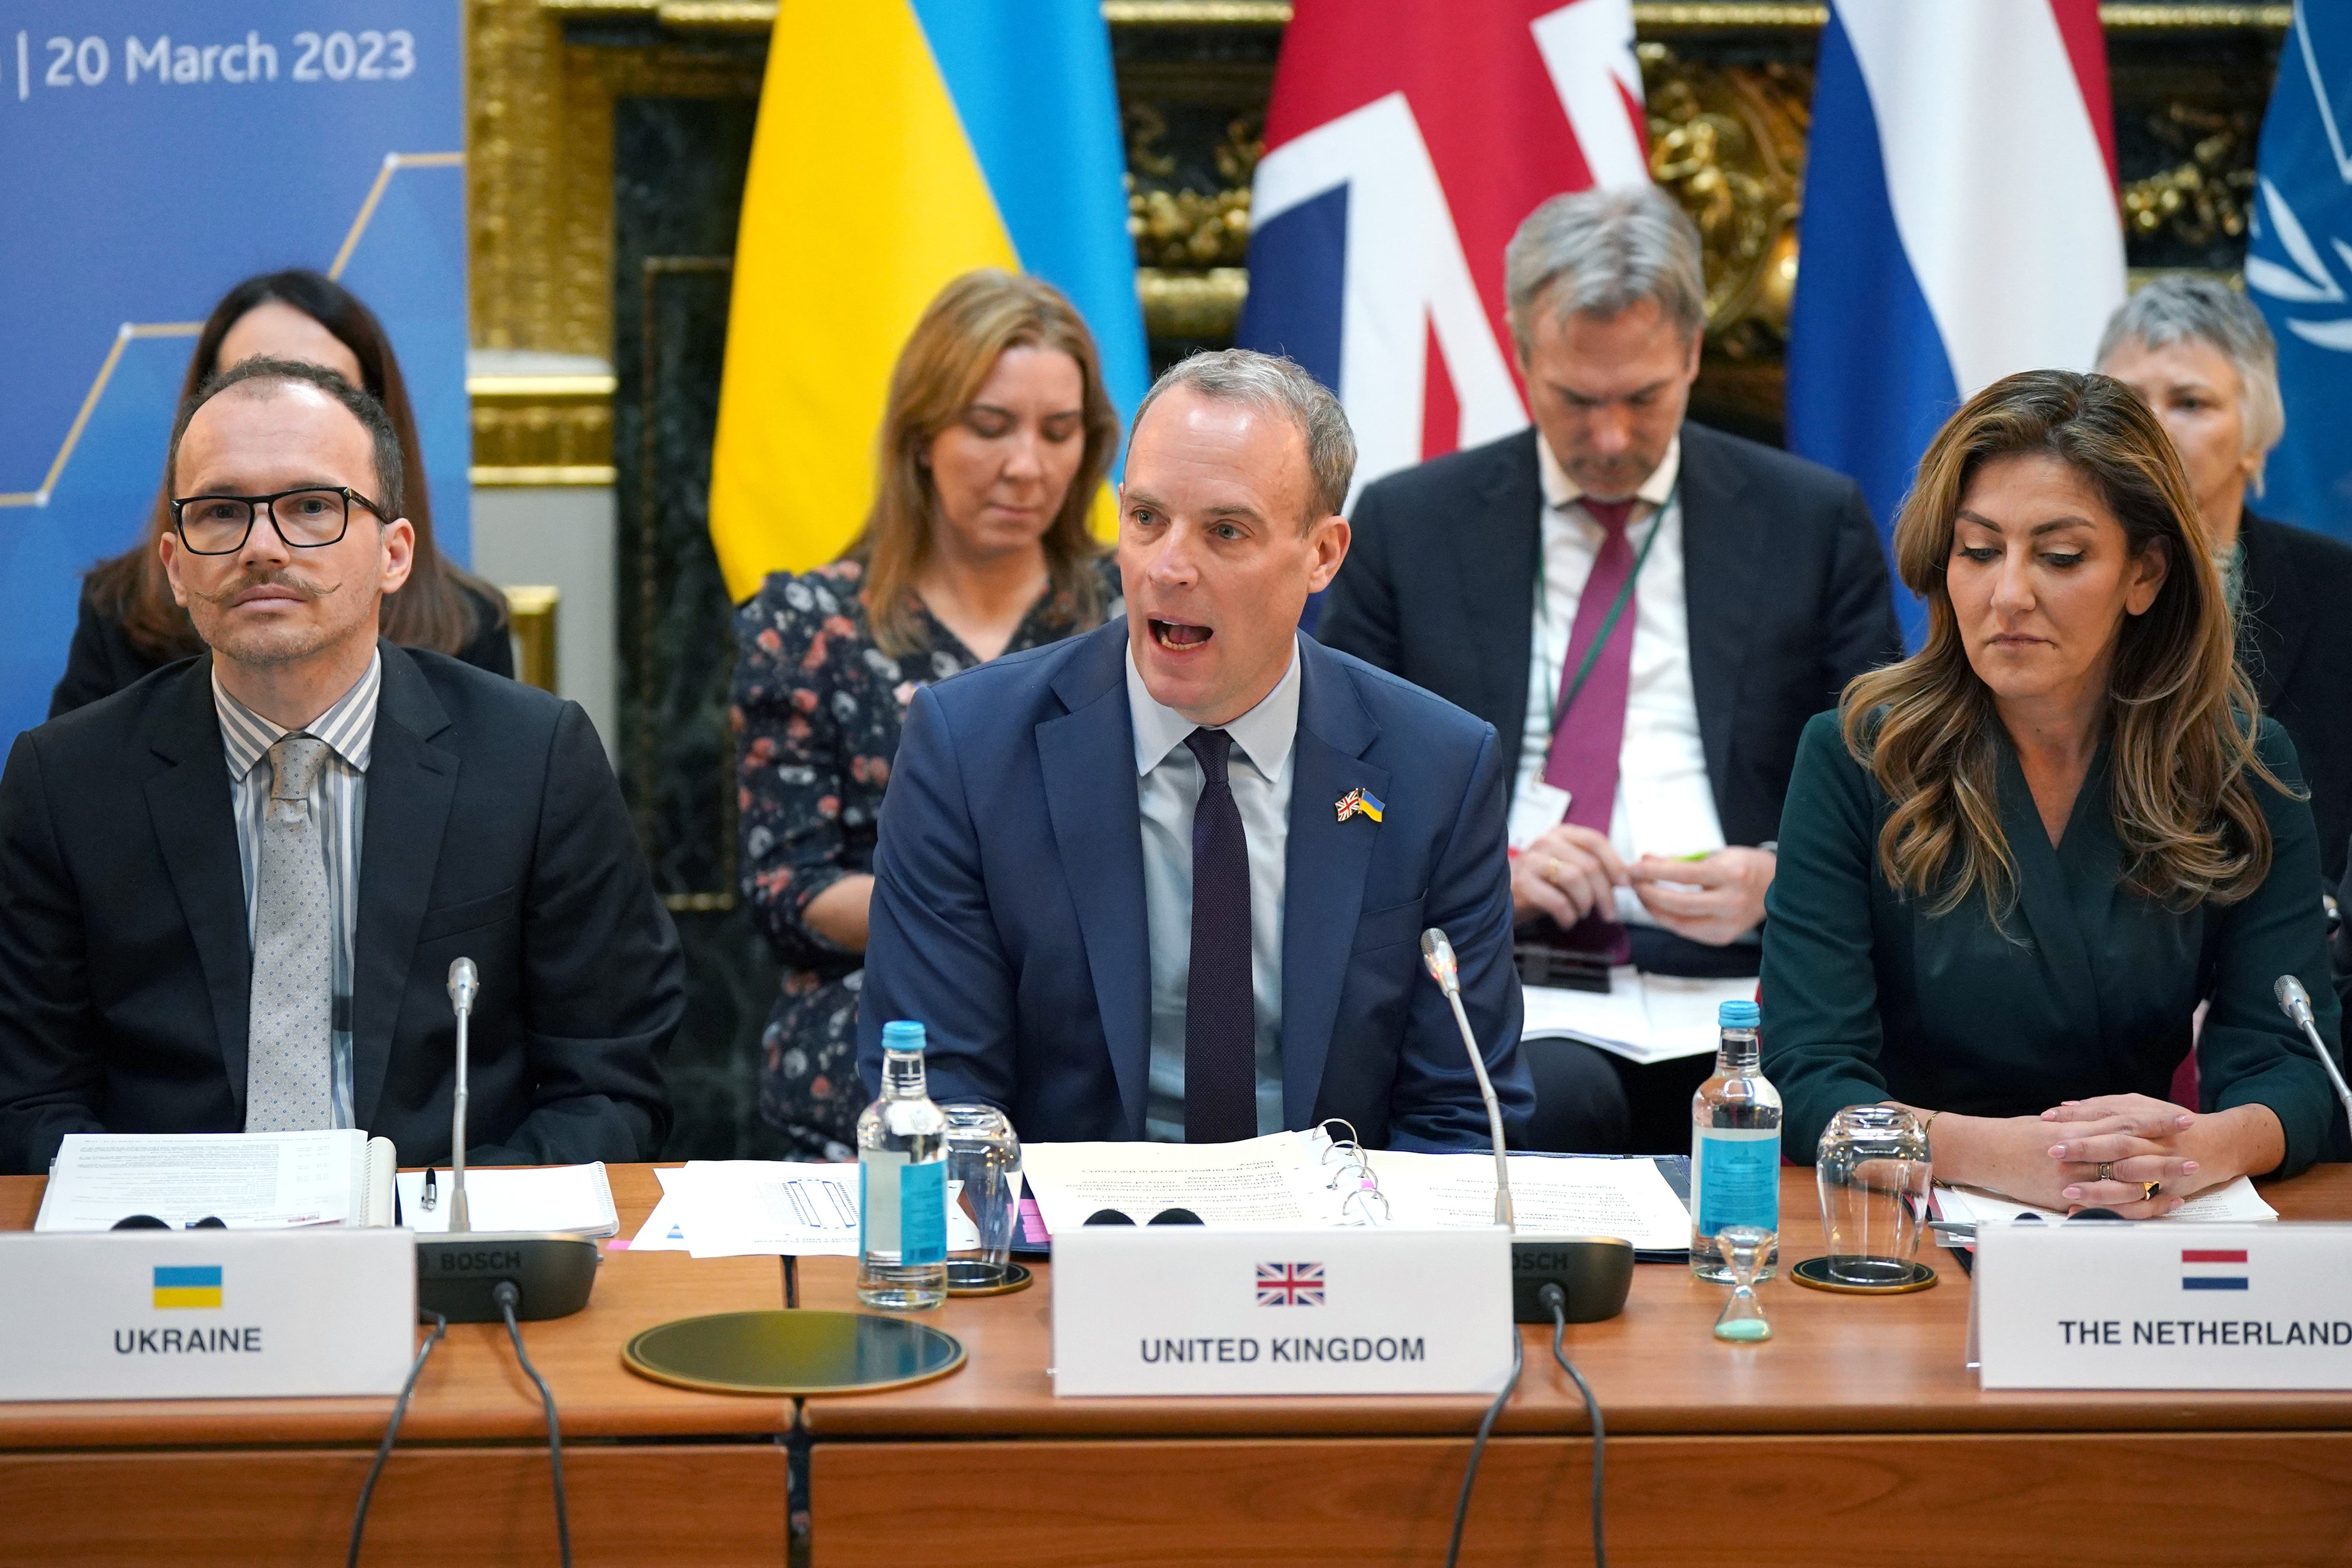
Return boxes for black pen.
[422,1167,438,1212]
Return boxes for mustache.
[187,568,335,608]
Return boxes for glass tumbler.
[1814,1105,1931,1287]
[940,1102,1022,1292]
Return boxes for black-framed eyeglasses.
[168,486,385,556]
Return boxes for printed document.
[1523,969,1757,1063]
[1934,1175,2277,1236]
[35,1131,395,1231]
[1369,1150,1692,1250]
[1017,1131,1693,1250]
[1021,1133,1325,1235]
[625,1195,691,1252]
[395,1163,618,1236]
[660,1161,866,1258]
[656,1160,984,1258]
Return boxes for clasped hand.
[2037,1093,2209,1216]
[1511,824,1773,946]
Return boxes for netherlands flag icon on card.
[2181,1249,2249,1291]
[152,1265,223,1310]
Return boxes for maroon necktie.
[1540,497,1638,960]
[1183,728,1257,1143]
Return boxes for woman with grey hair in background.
[2099,275,2352,891]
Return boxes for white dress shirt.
[1513,434,1727,927]
[1127,640,1301,1142]
[215,651,381,1127]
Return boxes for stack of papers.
[393,1163,619,1237]
[629,1136,1695,1258]
[645,1161,862,1258]
[632,1161,981,1259]
[34,1131,396,1230]
[1932,1175,2278,1249]
[1020,1130,1692,1251]
[1522,967,1757,1064]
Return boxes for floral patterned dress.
[733,556,1118,1158]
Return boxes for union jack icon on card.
[1257,1261,1325,1306]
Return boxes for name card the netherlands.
[1973,1221,2352,1390]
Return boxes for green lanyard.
[1537,482,1675,740]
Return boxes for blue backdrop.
[0,2,466,743]
[2248,2,2352,544]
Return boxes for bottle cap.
[1717,1000,1760,1029]
[881,1020,927,1053]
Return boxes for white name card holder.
[1051,1226,1513,1397]
[1973,1221,2352,1390]
[0,1228,417,1401]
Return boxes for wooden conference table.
[5,1167,2352,1567]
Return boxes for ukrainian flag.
[708,0,1150,602]
[153,1265,223,1310]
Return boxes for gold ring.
[2143,1182,2161,1200]
[2094,1161,2114,1183]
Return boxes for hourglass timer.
[1712,1223,1774,1343]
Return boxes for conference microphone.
[413,956,599,1323]
[446,958,477,1234]
[2273,974,2352,1134]
[1422,929,1633,1326]
[1422,929,1513,1230]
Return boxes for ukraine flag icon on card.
[153,1266,222,1310]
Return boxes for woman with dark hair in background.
[1761,370,2342,1212]
[732,269,1123,1158]
[50,269,510,717]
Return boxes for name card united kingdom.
[0,1229,415,1400]
[1050,1227,1512,1396]
[1973,1222,2352,1390]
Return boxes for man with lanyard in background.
[1318,185,1902,1152]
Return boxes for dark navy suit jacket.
[856,619,1532,1152]
[0,641,681,1174]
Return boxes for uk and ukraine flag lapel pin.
[1334,786,1384,825]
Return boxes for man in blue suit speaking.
[858,349,1529,1151]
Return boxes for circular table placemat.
[1790,1256,1938,1295]
[622,1310,966,1396]
[947,1260,1034,1298]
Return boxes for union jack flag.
[1257,1261,1326,1307]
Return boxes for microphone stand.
[416,956,599,1324]
[447,958,476,1234]
[1419,932,1632,1330]
[1422,929,1514,1230]
[2274,974,2352,1132]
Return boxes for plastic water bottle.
[856,1020,948,1310]
[1689,999,1781,1284]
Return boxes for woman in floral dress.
[731,270,1124,1157]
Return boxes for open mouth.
[1151,619,1213,650]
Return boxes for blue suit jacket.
[857,619,1530,1152]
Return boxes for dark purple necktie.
[1541,496,1639,963]
[1541,496,1638,829]
[1183,727,1257,1143]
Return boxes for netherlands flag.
[2182,1249,2251,1291]
[1785,0,2126,646]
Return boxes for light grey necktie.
[244,735,334,1132]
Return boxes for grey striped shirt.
[214,652,380,1129]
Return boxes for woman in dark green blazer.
[1762,370,2341,1213]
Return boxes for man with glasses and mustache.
[0,358,681,1174]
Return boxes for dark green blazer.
[1760,711,2342,1178]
